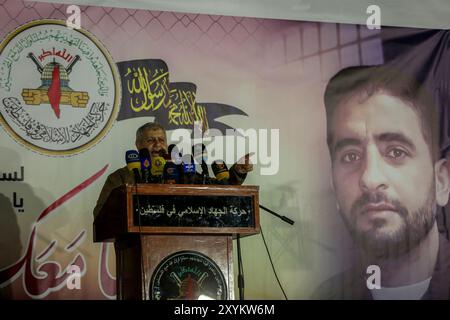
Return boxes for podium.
[93,184,260,300]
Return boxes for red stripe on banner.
[37,165,108,223]
[0,165,109,290]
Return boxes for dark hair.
[135,122,166,143]
[324,65,439,160]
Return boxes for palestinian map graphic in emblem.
[150,251,227,300]
[0,20,120,155]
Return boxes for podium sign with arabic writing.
[133,194,253,228]
[94,184,260,241]
[123,184,260,236]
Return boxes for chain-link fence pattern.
[1,1,382,80]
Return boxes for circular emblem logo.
[150,250,227,300]
[0,20,120,156]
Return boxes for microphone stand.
[236,235,244,300]
[201,161,209,185]
[235,205,294,300]
[259,205,295,225]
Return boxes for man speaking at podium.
[93,122,253,220]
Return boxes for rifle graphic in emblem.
[27,52,44,73]
[22,52,89,110]
[170,271,211,300]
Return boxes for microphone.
[138,148,152,183]
[163,161,180,184]
[162,146,180,184]
[211,160,230,185]
[151,150,166,183]
[192,143,209,183]
[182,154,196,184]
[125,150,141,183]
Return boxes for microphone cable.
[260,226,288,300]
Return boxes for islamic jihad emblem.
[150,251,227,300]
[0,20,120,156]
[23,52,88,118]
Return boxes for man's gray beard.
[341,188,436,260]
